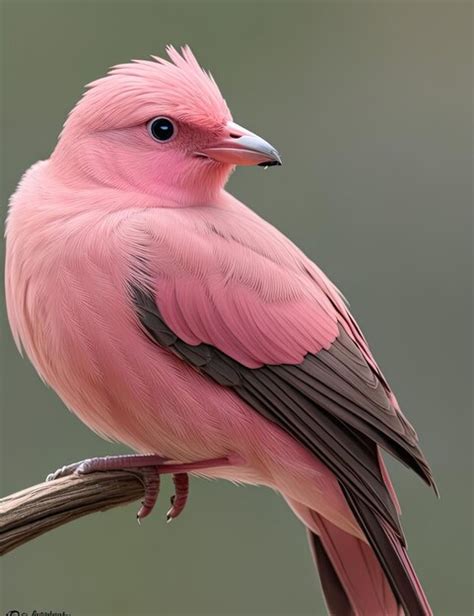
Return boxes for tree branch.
[0,472,145,555]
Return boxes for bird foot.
[46,453,169,481]
[166,473,189,522]
[46,453,240,522]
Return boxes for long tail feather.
[307,530,354,615]
[342,488,432,616]
[286,496,431,615]
[314,512,402,615]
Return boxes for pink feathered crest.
[64,45,232,133]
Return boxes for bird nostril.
[229,133,240,139]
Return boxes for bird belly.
[10,274,357,536]
[5,199,358,538]
[51,332,360,536]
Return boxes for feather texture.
[5,46,434,615]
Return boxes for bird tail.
[286,498,432,615]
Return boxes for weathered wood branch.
[0,472,145,555]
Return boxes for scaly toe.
[134,467,161,522]
[46,462,81,481]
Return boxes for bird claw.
[165,473,189,522]
[46,458,189,524]
[46,462,82,481]
[46,453,235,522]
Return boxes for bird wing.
[128,199,435,537]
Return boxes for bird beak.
[197,121,282,167]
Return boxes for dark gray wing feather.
[130,284,434,537]
[130,283,436,615]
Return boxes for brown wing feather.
[130,284,435,539]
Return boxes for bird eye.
[147,117,176,142]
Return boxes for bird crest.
[64,45,232,133]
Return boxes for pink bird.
[5,46,436,615]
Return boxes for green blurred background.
[1,1,472,614]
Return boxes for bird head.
[51,46,281,206]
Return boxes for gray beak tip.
[258,159,282,168]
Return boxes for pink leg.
[136,467,161,522]
[46,454,169,480]
[46,453,241,522]
[166,473,189,522]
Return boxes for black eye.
[147,117,176,142]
